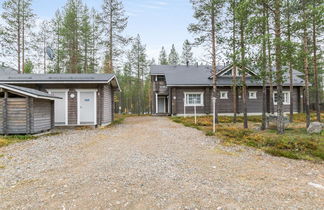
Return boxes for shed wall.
[33,99,52,133]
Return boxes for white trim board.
[184,92,204,106]
[47,89,69,126]
[76,89,98,125]
[0,85,60,100]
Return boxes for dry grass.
[0,135,36,148]
[171,114,324,162]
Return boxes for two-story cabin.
[150,64,305,116]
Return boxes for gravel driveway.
[0,116,323,209]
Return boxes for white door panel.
[51,92,67,125]
[79,91,95,124]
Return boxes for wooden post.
[3,91,8,135]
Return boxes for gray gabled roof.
[0,69,121,91]
[0,84,61,100]
[0,66,18,75]
[150,65,224,86]
[150,65,305,87]
[0,73,115,83]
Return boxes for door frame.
[157,96,166,113]
[76,89,97,125]
[47,89,69,125]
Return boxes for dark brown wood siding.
[170,86,301,115]
[32,99,52,133]
[7,98,27,134]
[101,84,113,125]
[68,89,78,125]
[0,99,3,133]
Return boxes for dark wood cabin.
[0,68,120,127]
[0,84,60,135]
[150,64,305,116]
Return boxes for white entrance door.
[50,91,67,125]
[158,97,166,113]
[78,91,96,125]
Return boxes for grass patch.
[171,115,324,162]
[0,135,36,148]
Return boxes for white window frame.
[220,91,228,99]
[76,89,98,125]
[248,91,257,99]
[47,89,69,125]
[273,91,290,105]
[184,92,204,106]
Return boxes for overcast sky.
[10,0,205,62]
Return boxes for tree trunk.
[22,0,25,74]
[303,0,310,128]
[312,0,320,122]
[211,4,218,124]
[17,0,21,74]
[266,7,274,114]
[240,17,248,129]
[261,4,267,130]
[274,0,284,134]
[109,6,113,73]
[43,37,46,73]
[287,0,294,122]
[232,0,237,123]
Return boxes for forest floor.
[0,116,323,209]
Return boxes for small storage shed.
[0,84,61,135]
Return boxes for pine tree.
[301,0,310,128]
[89,8,101,73]
[51,10,63,73]
[61,0,83,73]
[188,0,225,125]
[274,0,285,134]
[181,39,195,65]
[311,0,322,122]
[128,35,148,114]
[80,5,91,73]
[37,20,51,73]
[1,0,35,73]
[158,46,168,65]
[236,0,250,129]
[168,44,179,65]
[228,0,238,123]
[101,0,128,73]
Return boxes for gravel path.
[0,116,323,209]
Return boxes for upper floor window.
[273,91,290,105]
[249,91,257,99]
[156,75,165,81]
[220,91,228,99]
[184,92,204,106]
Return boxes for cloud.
[139,0,168,10]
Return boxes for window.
[156,75,165,81]
[249,91,257,99]
[184,92,203,106]
[223,70,232,76]
[220,91,228,99]
[273,91,290,105]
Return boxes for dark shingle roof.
[0,73,115,83]
[150,65,305,86]
[0,84,61,100]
